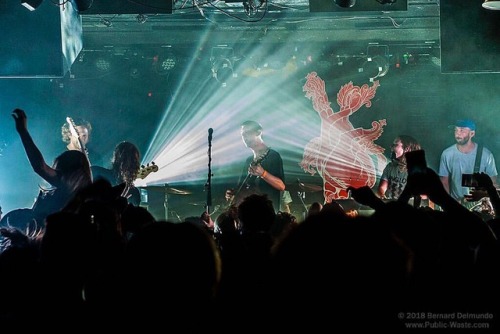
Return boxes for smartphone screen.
[462,174,479,188]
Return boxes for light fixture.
[74,0,93,12]
[136,14,148,24]
[94,52,113,73]
[211,58,235,87]
[128,52,144,79]
[21,0,43,11]
[358,55,389,82]
[100,18,113,27]
[482,0,500,10]
[243,0,266,17]
[153,52,176,75]
[210,46,237,87]
[334,0,355,8]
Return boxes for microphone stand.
[205,128,213,215]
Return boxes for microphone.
[208,128,213,141]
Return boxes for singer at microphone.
[234,120,285,213]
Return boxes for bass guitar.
[137,162,158,180]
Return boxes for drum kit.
[141,185,192,196]
[140,180,328,221]
[286,179,323,216]
[138,184,193,221]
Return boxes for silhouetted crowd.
[1,166,500,331]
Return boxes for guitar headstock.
[66,117,86,152]
[66,117,80,139]
[137,162,158,180]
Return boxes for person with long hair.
[12,109,93,226]
[91,141,141,205]
[378,134,421,200]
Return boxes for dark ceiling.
[71,0,442,88]
[79,0,440,48]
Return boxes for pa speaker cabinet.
[0,1,82,78]
[78,0,172,14]
[440,0,500,73]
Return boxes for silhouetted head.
[111,141,140,184]
[238,194,276,233]
[52,150,92,194]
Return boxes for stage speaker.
[309,0,407,13]
[0,1,82,78]
[440,0,500,74]
[78,0,172,14]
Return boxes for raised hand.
[11,108,28,133]
[399,167,449,206]
[347,185,385,210]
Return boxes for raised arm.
[12,109,58,186]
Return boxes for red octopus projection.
[300,72,387,202]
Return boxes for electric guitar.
[137,162,158,180]
[66,117,90,162]
[232,148,271,206]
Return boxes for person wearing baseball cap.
[438,119,498,207]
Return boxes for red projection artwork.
[300,72,387,202]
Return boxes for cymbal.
[287,181,323,193]
[139,185,192,195]
[189,202,206,206]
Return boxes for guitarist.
[12,109,92,227]
[438,119,498,210]
[234,121,286,212]
[91,141,142,206]
[61,117,92,154]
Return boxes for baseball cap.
[453,119,476,131]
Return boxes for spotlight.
[210,46,238,87]
[154,52,176,75]
[74,0,93,12]
[483,0,500,10]
[243,0,266,17]
[94,52,113,73]
[136,14,148,24]
[100,18,113,27]
[334,0,355,8]
[212,58,236,87]
[21,0,43,11]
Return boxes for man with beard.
[438,119,497,207]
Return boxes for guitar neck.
[66,116,89,158]
[76,139,87,154]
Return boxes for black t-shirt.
[236,148,285,212]
[91,165,141,206]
